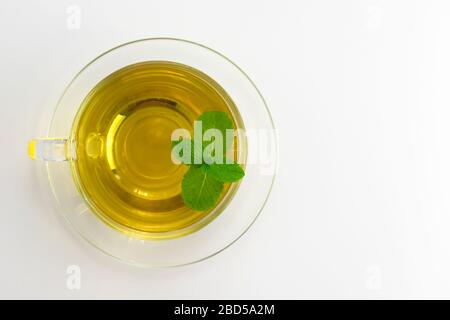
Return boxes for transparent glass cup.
[28,38,277,267]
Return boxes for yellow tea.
[70,61,245,239]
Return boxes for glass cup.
[28,38,277,267]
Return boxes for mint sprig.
[172,111,245,211]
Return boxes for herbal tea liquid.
[70,61,244,239]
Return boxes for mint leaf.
[208,163,245,182]
[172,111,245,211]
[181,165,224,211]
[197,111,233,139]
[197,111,234,153]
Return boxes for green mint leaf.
[181,165,224,211]
[172,111,244,211]
[197,111,233,139]
[207,163,245,182]
[197,111,234,153]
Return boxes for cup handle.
[28,138,70,161]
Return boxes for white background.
[2,0,450,299]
